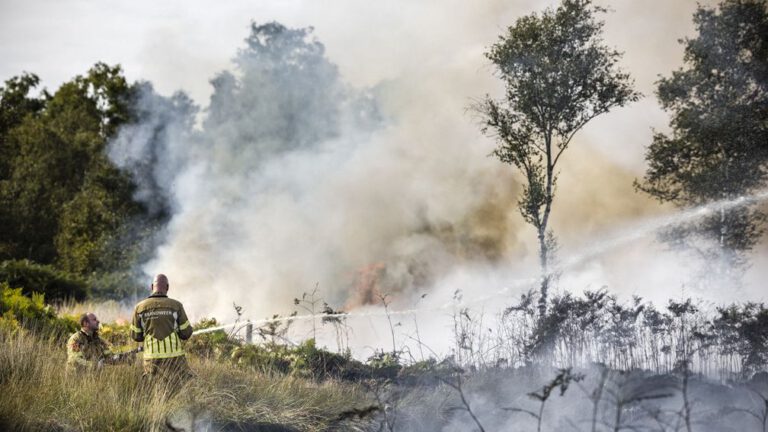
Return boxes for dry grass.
[55,299,134,324]
[0,329,370,431]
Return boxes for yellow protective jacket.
[130,293,193,360]
[66,330,111,372]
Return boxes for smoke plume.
[109,21,524,324]
[104,0,766,355]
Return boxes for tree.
[0,74,48,176]
[0,74,48,259]
[108,81,197,219]
[637,0,768,281]
[478,0,639,317]
[0,63,136,266]
[204,22,345,159]
[0,64,165,298]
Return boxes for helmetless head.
[79,313,100,333]
[152,274,169,294]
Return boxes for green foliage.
[478,0,639,315]
[637,0,768,274]
[0,259,88,301]
[290,338,363,379]
[366,350,403,379]
[186,319,406,381]
[204,334,372,381]
[54,163,138,276]
[98,321,133,350]
[0,73,48,186]
[0,64,137,266]
[0,282,77,337]
[87,269,142,300]
[185,318,241,361]
[0,63,179,299]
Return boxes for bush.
[0,259,88,302]
[98,321,133,350]
[230,338,365,380]
[0,283,77,338]
[187,322,377,381]
[713,303,768,376]
[186,318,241,361]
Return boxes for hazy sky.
[0,0,714,221]
[1,0,708,123]
[0,0,718,174]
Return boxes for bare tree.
[294,282,322,341]
[724,385,768,432]
[602,372,675,432]
[506,367,585,432]
[439,366,487,432]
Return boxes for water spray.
[553,190,768,275]
[192,274,543,336]
[193,190,768,336]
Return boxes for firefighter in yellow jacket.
[66,312,136,372]
[130,273,194,384]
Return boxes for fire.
[344,262,387,309]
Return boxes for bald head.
[152,274,169,294]
[80,312,99,333]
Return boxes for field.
[2,0,768,430]
[2,284,767,431]
[0,326,370,431]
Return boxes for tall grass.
[0,329,368,431]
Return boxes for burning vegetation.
[1,0,768,430]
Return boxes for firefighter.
[66,312,124,372]
[130,273,194,387]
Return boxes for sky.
[3,0,764,354]
[0,0,713,174]
[0,0,715,173]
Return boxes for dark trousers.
[142,356,193,395]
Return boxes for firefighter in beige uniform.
[130,274,193,383]
[66,313,113,372]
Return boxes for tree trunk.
[537,228,550,319]
[537,131,555,319]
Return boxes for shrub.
[187,322,376,381]
[186,318,241,361]
[98,321,133,350]
[226,338,369,380]
[0,259,88,302]
[0,283,77,338]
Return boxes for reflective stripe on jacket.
[131,293,193,359]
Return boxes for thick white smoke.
[102,0,767,358]
[109,22,521,328]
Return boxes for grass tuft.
[0,328,368,431]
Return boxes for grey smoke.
[109,21,516,323]
[357,366,768,432]
[109,82,199,217]
[106,10,768,357]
